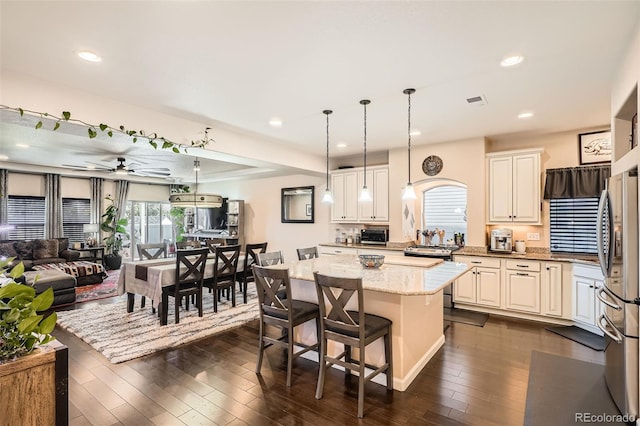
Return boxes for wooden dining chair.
[257,251,284,266]
[204,238,227,248]
[313,272,393,418]
[160,248,208,326]
[252,265,320,387]
[240,242,268,304]
[296,246,318,260]
[176,240,199,249]
[136,242,168,311]
[205,244,241,313]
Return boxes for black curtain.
[543,165,611,199]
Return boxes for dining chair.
[256,251,284,266]
[160,248,208,326]
[137,242,168,311]
[296,246,318,260]
[252,265,320,387]
[176,240,199,249]
[313,272,393,418]
[205,244,241,313]
[239,242,268,304]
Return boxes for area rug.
[524,351,626,425]
[545,325,605,351]
[75,269,120,303]
[56,287,260,363]
[444,307,489,327]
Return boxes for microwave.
[361,229,388,245]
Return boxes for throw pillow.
[0,242,18,258]
[56,237,69,254]
[33,239,59,260]
[13,241,33,260]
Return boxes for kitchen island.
[276,254,470,391]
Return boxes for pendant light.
[402,88,417,200]
[321,109,334,204]
[359,99,372,202]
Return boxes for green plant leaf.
[107,131,113,137]
[53,122,60,131]
[44,112,49,116]
[35,121,43,129]
[119,125,125,131]
[133,137,137,143]
[31,287,54,311]
[173,147,180,153]
[162,141,172,150]
[5,308,20,323]
[99,123,108,131]
[62,111,71,120]
[18,108,24,116]
[9,262,25,279]
[39,312,57,334]
[150,141,157,149]
[88,128,97,138]
[18,314,42,334]
[0,283,35,299]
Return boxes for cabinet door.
[505,270,541,313]
[331,173,346,221]
[358,170,374,221]
[542,263,563,317]
[343,172,359,221]
[453,269,476,304]
[476,267,501,307]
[372,168,389,221]
[488,156,513,222]
[512,153,540,223]
[573,276,596,325]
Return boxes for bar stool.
[252,265,320,387]
[313,272,393,418]
[257,251,284,266]
[296,246,318,260]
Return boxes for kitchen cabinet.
[318,246,358,256]
[331,166,389,224]
[487,149,542,224]
[331,171,359,222]
[572,264,604,335]
[505,260,541,314]
[453,256,501,307]
[226,200,244,248]
[541,262,563,317]
[358,167,389,222]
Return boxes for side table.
[76,246,105,264]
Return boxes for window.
[125,201,173,260]
[422,185,467,244]
[62,198,91,243]
[7,196,46,239]
[549,197,599,254]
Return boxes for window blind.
[549,197,599,254]
[422,186,467,242]
[7,196,46,240]
[62,198,91,243]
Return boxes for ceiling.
[1,1,639,182]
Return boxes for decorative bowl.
[358,254,385,268]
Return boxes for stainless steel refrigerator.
[596,169,639,418]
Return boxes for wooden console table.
[76,246,105,264]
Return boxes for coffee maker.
[490,228,513,252]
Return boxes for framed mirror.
[281,186,314,223]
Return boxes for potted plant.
[100,196,129,270]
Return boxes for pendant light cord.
[407,91,412,183]
[325,111,330,190]
[360,99,370,187]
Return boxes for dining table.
[116,253,245,314]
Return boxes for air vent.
[466,95,487,106]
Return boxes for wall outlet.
[527,232,540,241]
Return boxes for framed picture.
[306,204,312,216]
[632,113,638,149]
[579,130,611,165]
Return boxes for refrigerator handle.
[596,188,613,277]
[596,286,623,311]
[597,314,623,344]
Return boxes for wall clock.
[422,155,443,176]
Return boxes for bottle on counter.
[335,228,341,244]
[347,233,354,245]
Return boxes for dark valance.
[543,165,611,199]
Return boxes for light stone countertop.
[275,254,471,296]
[453,247,600,265]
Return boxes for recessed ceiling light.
[15,143,29,148]
[0,154,8,161]
[78,50,102,62]
[500,54,524,67]
[409,129,421,136]
[336,143,347,149]
[518,111,534,119]
[268,117,283,128]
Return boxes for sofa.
[0,238,80,271]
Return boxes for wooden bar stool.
[313,272,393,418]
[296,246,318,260]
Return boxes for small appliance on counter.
[360,229,388,245]
[490,228,513,252]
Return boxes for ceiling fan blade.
[136,167,171,172]
[61,163,113,171]
[132,170,172,177]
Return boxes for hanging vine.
[0,105,213,152]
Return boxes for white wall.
[201,174,332,261]
[128,183,170,202]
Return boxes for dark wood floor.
[53,296,604,425]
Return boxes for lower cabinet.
[453,256,501,307]
[505,259,541,314]
[541,262,563,317]
[572,264,604,335]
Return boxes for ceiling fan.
[62,157,171,177]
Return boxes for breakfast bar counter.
[276,254,470,391]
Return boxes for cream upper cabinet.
[331,166,388,224]
[331,171,359,222]
[487,149,542,224]
[358,167,389,222]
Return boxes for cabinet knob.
[546,267,550,270]
[589,285,595,288]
